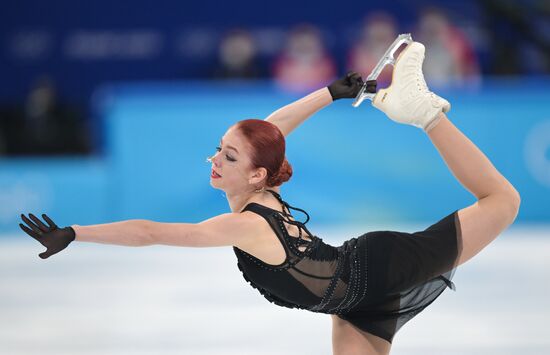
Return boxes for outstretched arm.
[72,220,153,246]
[19,212,256,258]
[73,212,254,248]
[265,72,364,137]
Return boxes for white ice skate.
[352,33,414,107]
[371,41,451,132]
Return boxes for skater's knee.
[456,192,520,266]
[505,187,521,221]
[486,187,520,224]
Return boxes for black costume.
[233,190,462,343]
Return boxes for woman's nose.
[210,153,221,166]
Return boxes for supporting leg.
[331,315,392,355]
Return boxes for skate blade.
[352,33,413,107]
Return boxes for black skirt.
[336,210,463,343]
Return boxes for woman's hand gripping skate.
[372,42,451,132]
[328,71,375,101]
[19,213,76,259]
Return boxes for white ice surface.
[1,227,549,355]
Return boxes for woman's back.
[232,189,461,346]
[232,190,355,314]
[237,191,315,265]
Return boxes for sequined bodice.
[232,190,366,314]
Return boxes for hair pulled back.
[233,119,293,187]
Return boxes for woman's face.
[209,127,267,193]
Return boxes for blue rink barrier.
[1,80,549,233]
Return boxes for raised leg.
[427,113,521,266]
[370,40,521,267]
[331,315,392,355]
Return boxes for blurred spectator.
[347,12,399,86]
[272,24,336,93]
[415,7,481,87]
[2,75,90,156]
[211,29,263,79]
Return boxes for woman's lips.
[211,169,222,178]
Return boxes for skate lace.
[415,53,437,100]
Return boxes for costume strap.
[265,189,310,225]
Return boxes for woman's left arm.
[73,213,255,248]
[20,212,254,260]
[265,72,365,137]
[19,214,155,259]
[72,220,154,246]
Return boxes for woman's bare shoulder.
[237,209,269,240]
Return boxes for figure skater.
[19,42,520,355]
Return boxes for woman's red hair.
[233,119,293,187]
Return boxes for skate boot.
[372,41,451,132]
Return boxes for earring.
[254,186,265,193]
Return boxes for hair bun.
[267,158,293,187]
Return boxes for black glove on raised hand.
[327,71,366,101]
[19,213,76,259]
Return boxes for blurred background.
[1,0,549,354]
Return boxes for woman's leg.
[331,315,391,355]
[427,113,521,266]
[372,41,520,266]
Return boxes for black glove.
[327,71,366,101]
[19,213,76,259]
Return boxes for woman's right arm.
[264,87,333,137]
[265,72,365,137]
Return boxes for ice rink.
[2,226,549,355]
